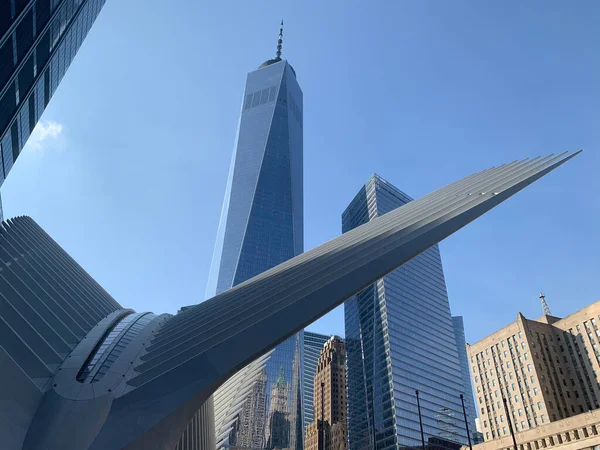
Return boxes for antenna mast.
[539,292,552,316]
[276,20,283,59]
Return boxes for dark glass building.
[0,0,106,215]
[200,25,305,450]
[343,174,471,449]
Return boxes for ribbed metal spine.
[41,152,577,450]
[129,152,580,394]
[174,396,215,450]
[0,216,122,384]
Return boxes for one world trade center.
[186,23,304,450]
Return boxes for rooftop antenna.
[539,292,552,316]
[276,20,283,59]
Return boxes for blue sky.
[2,1,599,345]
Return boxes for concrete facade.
[468,299,600,444]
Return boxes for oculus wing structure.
[0,151,580,450]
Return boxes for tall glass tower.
[204,23,304,450]
[452,316,478,442]
[343,174,470,450]
[0,0,106,188]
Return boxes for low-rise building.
[467,299,600,449]
[463,409,600,450]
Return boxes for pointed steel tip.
[558,149,583,159]
[557,149,582,163]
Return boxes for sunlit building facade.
[343,174,470,449]
[468,299,600,444]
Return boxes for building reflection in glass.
[228,335,302,450]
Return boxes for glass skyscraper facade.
[303,331,331,436]
[452,316,478,441]
[204,45,304,449]
[0,0,105,188]
[343,174,470,450]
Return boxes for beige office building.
[305,336,347,450]
[464,409,600,450]
[466,299,600,449]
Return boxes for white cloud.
[27,120,64,152]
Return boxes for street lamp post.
[460,394,473,450]
[416,390,426,450]
[321,382,325,450]
[503,397,518,450]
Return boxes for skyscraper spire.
[539,292,552,316]
[258,20,296,76]
[276,20,283,59]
